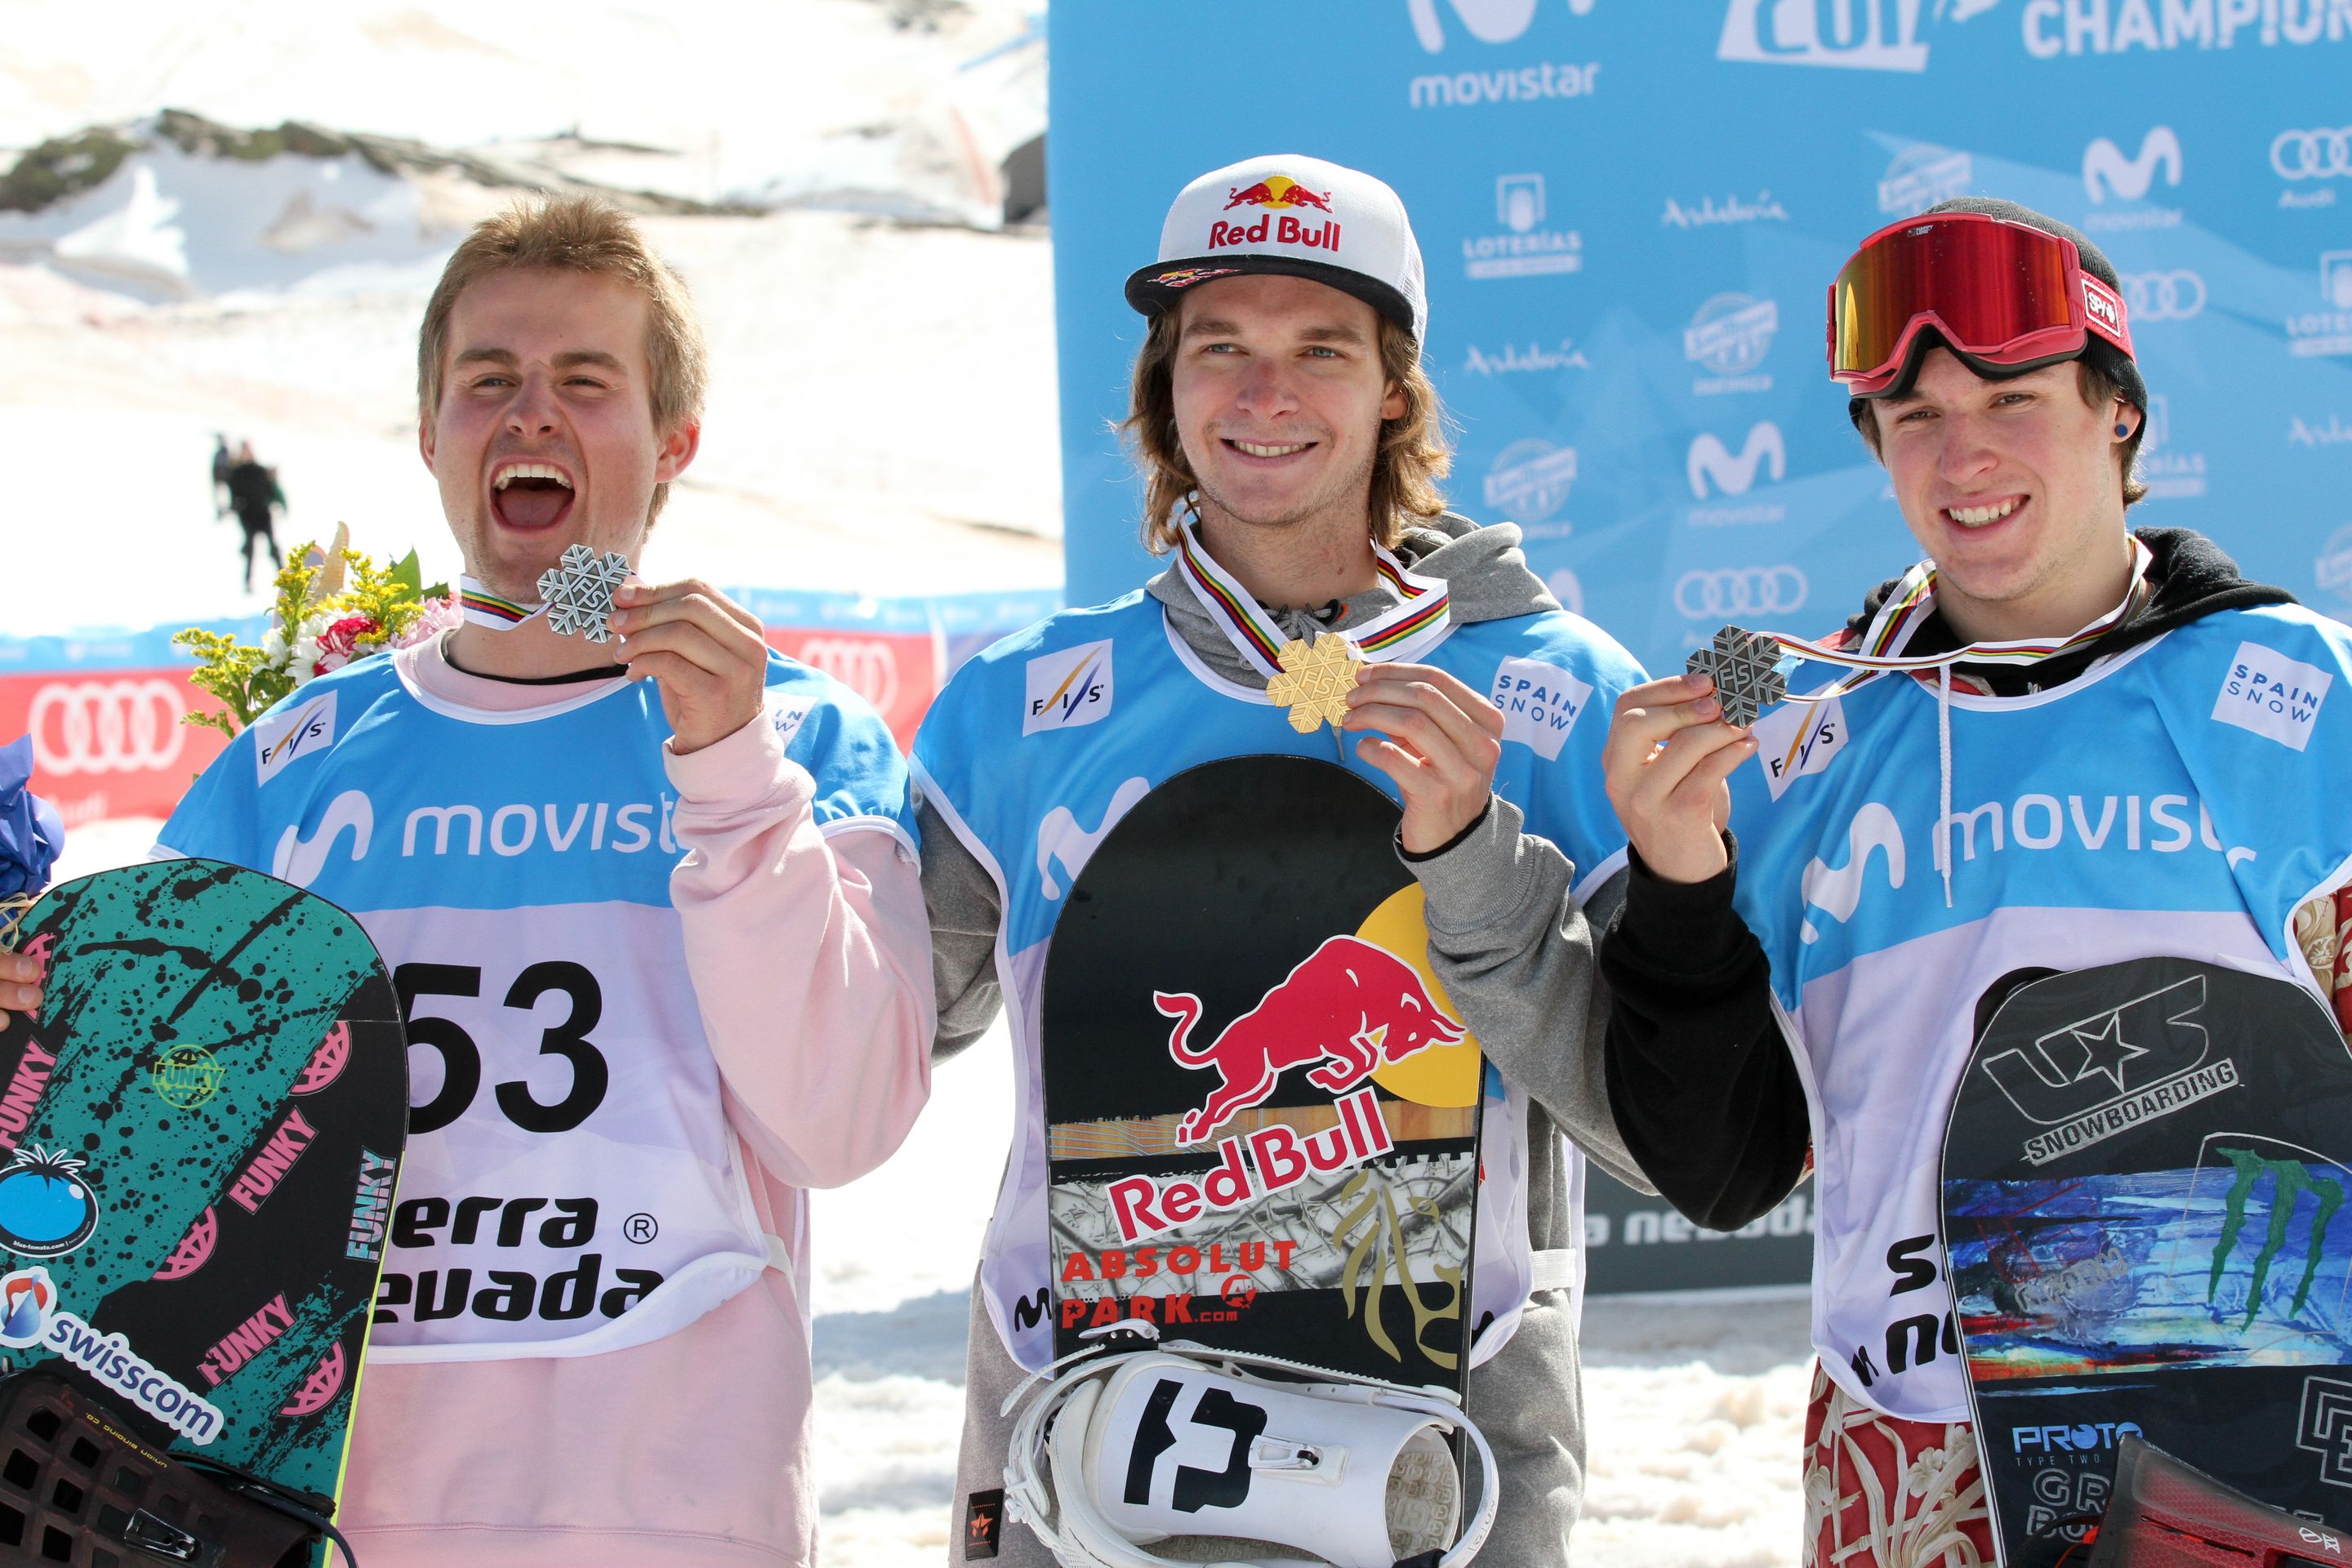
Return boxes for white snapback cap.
[1125,154,1428,343]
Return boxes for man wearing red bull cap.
[912,153,1652,1564]
[1592,198,2352,1563]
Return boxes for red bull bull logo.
[1224,176,1331,212]
[1157,935,1465,1143]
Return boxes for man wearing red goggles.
[1583,198,2352,1567]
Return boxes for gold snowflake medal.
[1264,631,1365,733]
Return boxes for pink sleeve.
[665,716,935,1190]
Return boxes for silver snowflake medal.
[1686,625,1786,728]
[536,543,631,643]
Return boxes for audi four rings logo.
[2122,270,2206,322]
[1676,567,1807,619]
[2274,127,2352,180]
[796,637,902,712]
[29,679,189,776]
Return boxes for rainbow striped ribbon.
[1173,519,1451,680]
[1758,537,2156,704]
[458,577,546,631]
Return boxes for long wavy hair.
[1120,307,1453,553]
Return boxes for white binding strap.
[1527,1246,1578,1296]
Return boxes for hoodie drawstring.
[1935,663,1954,909]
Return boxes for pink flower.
[394,595,465,648]
[312,614,382,675]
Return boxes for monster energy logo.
[2207,1147,2345,1330]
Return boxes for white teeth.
[1947,497,2020,527]
[1233,441,1312,458]
[493,463,572,490]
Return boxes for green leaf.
[389,550,423,598]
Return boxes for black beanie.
[1844,196,2149,430]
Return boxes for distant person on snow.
[225,440,287,590]
[211,433,234,518]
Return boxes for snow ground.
[49,818,1815,1565]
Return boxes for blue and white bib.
[1731,601,2352,1421]
[912,589,1644,1373]
[158,647,914,1362]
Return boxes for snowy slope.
[1,0,1043,225]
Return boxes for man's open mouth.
[492,462,575,530]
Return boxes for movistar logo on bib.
[1025,641,1114,735]
[2212,641,2332,751]
[1490,657,1592,760]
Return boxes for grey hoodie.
[918,514,1649,1565]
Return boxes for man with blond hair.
[913,154,1652,1564]
[51,195,935,1565]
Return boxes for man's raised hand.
[1343,663,1505,854]
[608,577,771,755]
[1601,673,1754,885]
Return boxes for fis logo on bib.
[1754,697,1846,801]
[1024,642,1113,736]
[1490,657,1592,760]
[2212,642,2332,751]
[255,693,336,786]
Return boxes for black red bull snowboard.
[0,858,406,1559]
[1040,755,1486,1398]
[1940,956,2352,1566]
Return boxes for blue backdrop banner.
[1048,0,2352,680]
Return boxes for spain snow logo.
[0,1147,96,1258]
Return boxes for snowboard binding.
[2082,1435,2344,1567]
[1001,1327,1498,1568]
[0,1366,359,1566]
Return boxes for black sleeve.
[1600,834,1811,1231]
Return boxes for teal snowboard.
[0,858,407,1549]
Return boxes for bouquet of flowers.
[175,526,460,738]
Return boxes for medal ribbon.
[1173,519,1451,679]
[458,575,546,631]
[1760,537,2155,702]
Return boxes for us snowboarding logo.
[1978,973,2241,1165]
[0,1147,97,1258]
[1156,935,1465,1143]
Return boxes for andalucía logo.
[0,1267,55,1348]
[1978,973,2238,1166]
[0,1147,96,1258]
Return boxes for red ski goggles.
[1826,212,2135,396]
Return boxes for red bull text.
[1105,1085,1395,1244]
[1206,213,1343,253]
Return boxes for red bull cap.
[1125,154,1428,345]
